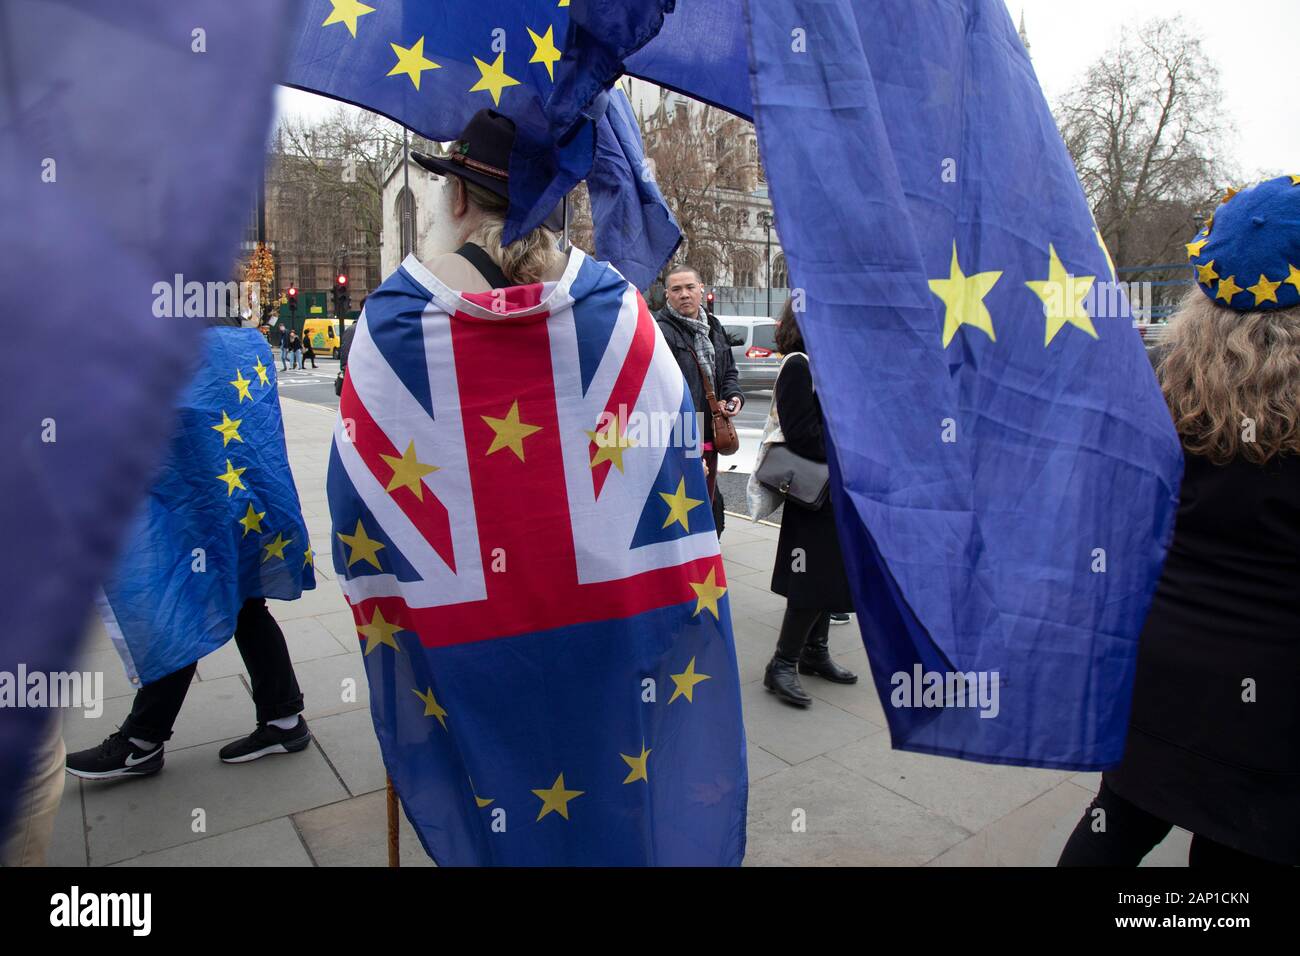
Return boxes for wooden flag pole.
[386,775,400,867]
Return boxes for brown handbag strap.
[687,349,722,409]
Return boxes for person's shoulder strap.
[455,242,511,289]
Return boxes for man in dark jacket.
[654,266,743,536]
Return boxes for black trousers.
[774,606,830,661]
[303,352,317,368]
[120,598,303,743]
[1058,779,1286,867]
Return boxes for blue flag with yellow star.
[739,0,1184,769]
[285,0,680,270]
[100,329,316,686]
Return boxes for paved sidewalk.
[50,397,1193,867]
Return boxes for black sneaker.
[830,613,851,625]
[219,717,311,764]
[66,732,164,780]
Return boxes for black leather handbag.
[754,443,829,509]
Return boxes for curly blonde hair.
[1157,291,1300,464]
[456,176,564,286]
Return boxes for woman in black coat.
[1058,275,1300,863]
[763,305,857,707]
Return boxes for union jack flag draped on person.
[327,248,748,865]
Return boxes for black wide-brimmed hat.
[412,109,564,231]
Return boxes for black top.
[653,306,742,444]
[1106,451,1300,863]
[769,354,852,611]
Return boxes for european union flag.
[0,0,291,831]
[742,0,1183,769]
[286,0,679,267]
[101,329,316,685]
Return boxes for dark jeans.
[303,352,316,368]
[1058,779,1286,867]
[774,607,830,661]
[120,598,303,743]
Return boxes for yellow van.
[301,319,350,358]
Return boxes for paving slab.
[82,738,348,865]
[308,708,387,797]
[739,678,881,766]
[825,731,1071,834]
[293,790,436,867]
[744,755,970,866]
[46,777,88,867]
[111,817,312,867]
[294,652,370,721]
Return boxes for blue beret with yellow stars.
[1186,174,1300,312]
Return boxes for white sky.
[276,0,1298,176]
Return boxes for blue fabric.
[102,329,316,685]
[0,0,291,830]
[588,88,682,290]
[742,0,1183,770]
[626,0,753,118]
[285,0,674,246]
[1188,175,1300,312]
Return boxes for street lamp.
[758,211,773,316]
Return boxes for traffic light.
[333,272,350,316]
[287,285,298,316]
[705,290,715,315]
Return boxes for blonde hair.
[1157,291,1300,464]
[456,176,563,286]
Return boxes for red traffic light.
[287,286,297,298]
[706,291,715,304]
[336,274,348,286]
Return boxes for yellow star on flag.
[586,415,637,472]
[252,357,270,386]
[1221,185,1239,204]
[388,37,440,90]
[230,369,253,403]
[304,547,314,568]
[1025,245,1098,346]
[216,459,247,496]
[357,606,402,655]
[668,656,711,704]
[532,773,583,821]
[262,532,292,563]
[211,410,243,447]
[1215,274,1243,304]
[689,567,727,619]
[380,440,439,499]
[337,518,385,570]
[469,52,521,106]
[321,0,374,38]
[1248,274,1282,307]
[238,503,265,538]
[621,744,651,784]
[412,687,448,730]
[1196,260,1219,285]
[528,25,563,81]
[660,478,704,531]
[1185,237,1209,259]
[1291,175,1300,186]
[469,777,494,808]
[927,242,1001,348]
[1285,264,1300,295]
[483,400,542,461]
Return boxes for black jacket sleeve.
[775,355,825,461]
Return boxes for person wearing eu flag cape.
[329,110,747,866]
[1059,176,1300,867]
[66,325,318,780]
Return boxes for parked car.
[718,316,780,391]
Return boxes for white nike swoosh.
[124,748,161,766]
